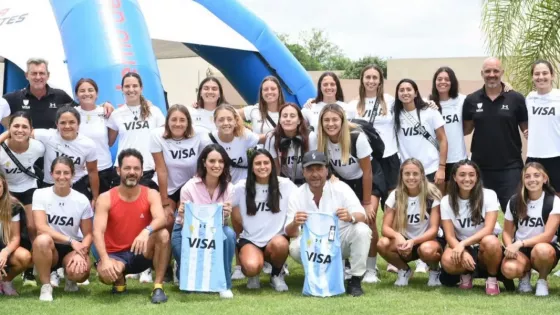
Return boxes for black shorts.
[11,188,36,206]
[426,172,436,183]
[98,167,114,194]
[237,238,266,252]
[108,251,153,275]
[168,189,181,204]
[526,156,560,192]
[339,175,382,201]
[519,243,560,267]
[53,244,75,270]
[445,162,457,182]
[400,236,446,262]
[380,153,400,191]
[73,175,92,200]
[480,168,521,212]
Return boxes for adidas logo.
[140,213,145,219]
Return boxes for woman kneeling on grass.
[232,148,296,291]
[440,160,503,295]
[501,162,560,296]
[377,158,443,287]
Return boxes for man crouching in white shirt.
[284,150,371,296]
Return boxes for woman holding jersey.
[231,149,295,291]
[501,162,560,296]
[189,77,229,132]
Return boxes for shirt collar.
[24,84,55,97]
[481,82,506,99]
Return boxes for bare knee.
[418,242,441,263]
[441,250,461,274]
[377,237,391,254]
[13,248,33,268]
[33,234,54,251]
[155,228,170,244]
[268,236,289,253]
[531,243,555,262]
[480,235,501,253]
[501,259,525,279]
[241,258,262,277]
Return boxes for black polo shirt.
[2,85,74,129]
[463,84,528,170]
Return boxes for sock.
[487,276,497,282]
[114,285,126,292]
[154,283,163,290]
[271,266,282,277]
[366,257,377,270]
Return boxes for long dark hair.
[196,77,227,109]
[257,76,285,131]
[196,144,231,200]
[314,72,344,103]
[447,159,484,225]
[272,103,310,167]
[245,149,281,216]
[514,162,556,220]
[122,72,151,120]
[393,78,428,137]
[429,67,459,110]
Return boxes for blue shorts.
[108,251,152,275]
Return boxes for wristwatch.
[144,226,154,235]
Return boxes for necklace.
[127,105,139,121]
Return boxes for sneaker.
[283,263,290,276]
[50,271,60,287]
[427,270,442,287]
[22,269,37,287]
[518,272,532,293]
[139,269,153,283]
[485,277,500,295]
[78,279,90,286]
[387,264,398,273]
[151,288,168,304]
[57,267,65,279]
[262,262,272,274]
[394,268,413,286]
[270,274,288,292]
[553,269,560,277]
[219,289,234,299]
[64,279,78,292]
[246,276,261,289]
[0,281,18,296]
[346,276,364,296]
[362,269,380,284]
[459,274,473,289]
[535,279,549,296]
[111,284,127,294]
[344,267,352,280]
[415,260,429,273]
[125,273,140,280]
[231,266,245,280]
[39,284,53,302]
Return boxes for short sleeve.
[12,213,20,222]
[484,189,500,212]
[106,113,119,131]
[385,190,397,209]
[81,201,94,220]
[265,135,277,158]
[355,132,372,159]
[32,190,46,211]
[504,201,514,221]
[149,129,164,153]
[86,143,97,163]
[549,196,560,215]
[243,105,256,121]
[153,107,166,128]
[60,91,75,104]
[33,128,55,143]
[224,183,234,204]
[462,97,473,121]
[440,197,452,220]
[308,132,318,151]
[301,108,313,124]
[180,181,194,203]
[431,198,441,208]
[0,97,11,119]
[232,182,244,207]
[245,130,260,148]
[516,94,528,123]
[430,109,445,130]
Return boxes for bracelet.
[67,237,74,245]
[439,163,446,167]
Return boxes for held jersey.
[300,212,345,297]
[179,202,226,292]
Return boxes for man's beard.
[122,177,138,187]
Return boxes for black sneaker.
[22,269,37,287]
[346,276,364,297]
[151,288,168,304]
[111,284,127,294]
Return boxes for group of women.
[0,58,559,299]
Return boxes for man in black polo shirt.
[463,57,528,212]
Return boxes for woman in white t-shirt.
[264,103,317,186]
[189,77,229,132]
[525,60,560,195]
[239,76,285,135]
[428,67,467,192]
[440,159,503,296]
[74,78,114,194]
[501,162,560,296]
[107,72,165,190]
[0,172,33,296]
[393,79,448,186]
[231,149,296,291]
[150,104,211,227]
[31,156,94,301]
[377,158,443,287]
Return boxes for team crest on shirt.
[22,99,30,109]
[306,238,312,248]
[4,161,9,167]
[476,103,483,112]
[49,103,57,108]
[189,225,195,233]
[501,104,509,110]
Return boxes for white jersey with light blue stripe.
[179,202,226,292]
[300,212,345,297]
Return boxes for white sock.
[366,256,377,270]
[487,276,497,282]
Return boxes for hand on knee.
[155,229,170,244]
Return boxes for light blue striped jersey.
[179,202,226,292]
[300,212,345,297]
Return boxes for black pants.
[480,168,522,212]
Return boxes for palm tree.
[482,0,560,94]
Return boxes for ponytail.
[139,95,151,120]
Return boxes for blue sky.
[238,0,488,60]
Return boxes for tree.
[482,0,560,94]
[342,56,388,79]
[278,29,345,71]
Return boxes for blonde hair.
[0,173,17,243]
[317,104,357,164]
[214,104,245,137]
[392,158,442,234]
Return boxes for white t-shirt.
[347,95,398,158]
[106,104,165,171]
[233,177,296,247]
[243,104,279,135]
[397,108,445,174]
[286,180,365,231]
[505,192,560,242]
[526,89,560,158]
[34,129,97,184]
[327,132,372,180]
[76,106,113,171]
[440,189,500,241]
[265,132,318,181]
[385,190,441,239]
[208,130,260,184]
[0,97,10,119]
[440,95,467,163]
[149,127,212,195]
[32,187,93,242]
[302,101,352,132]
[0,139,45,192]
[188,107,216,132]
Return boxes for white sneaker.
[415,260,429,273]
[283,263,290,276]
[246,276,260,289]
[427,270,442,287]
[535,279,549,296]
[518,272,532,293]
[262,262,272,274]
[231,266,245,280]
[219,289,234,299]
[125,273,140,279]
[344,267,352,280]
[77,279,89,286]
[387,264,398,273]
[57,267,65,279]
[270,274,289,292]
[394,268,413,286]
[362,269,380,283]
[50,271,60,287]
[139,269,153,283]
[39,284,53,302]
[64,279,79,292]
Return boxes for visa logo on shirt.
[286,155,303,165]
[4,166,32,174]
[402,127,423,136]
[306,251,332,264]
[519,216,544,227]
[124,121,149,130]
[408,213,428,224]
[532,107,556,116]
[256,202,271,212]
[55,152,81,165]
[330,157,357,167]
[457,217,484,228]
[170,148,196,159]
[443,114,459,124]
[187,237,216,249]
[48,214,74,226]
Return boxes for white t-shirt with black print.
[440,95,467,163]
[188,107,216,132]
[526,89,560,158]
[265,132,318,181]
[243,104,279,135]
[505,192,560,242]
[76,106,113,171]
[106,104,165,171]
[440,188,500,241]
[327,132,372,180]
[302,101,352,132]
[385,190,441,239]
[0,139,45,192]
[207,130,260,184]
